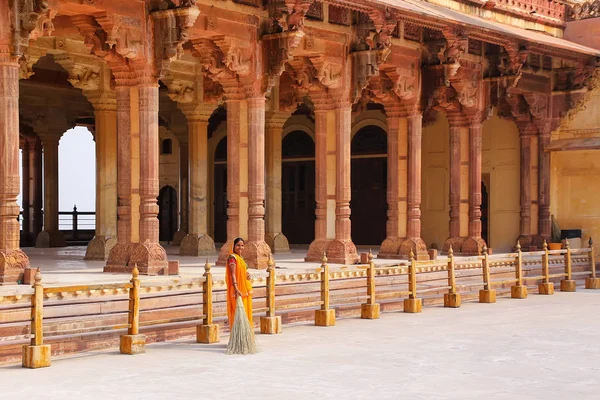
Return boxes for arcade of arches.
[1,0,600,284]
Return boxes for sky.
[18,126,96,213]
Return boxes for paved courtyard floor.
[1,290,599,399]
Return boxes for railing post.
[22,269,51,368]
[315,254,335,326]
[560,240,576,292]
[511,241,528,299]
[404,249,422,313]
[479,245,496,303]
[261,256,282,334]
[586,237,600,289]
[539,241,555,295]
[120,265,146,354]
[361,250,381,318]
[72,205,78,240]
[197,259,220,343]
[443,246,461,308]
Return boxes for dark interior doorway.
[481,180,489,245]
[158,185,177,242]
[213,136,227,244]
[351,126,388,246]
[282,130,316,244]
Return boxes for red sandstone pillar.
[31,138,43,240]
[443,121,465,253]
[538,130,551,241]
[328,104,359,265]
[172,139,189,246]
[462,122,487,255]
[129,84,168,275]
[21,140,31,246]
[0,53,30,284]
[400,114,428,259]
[180,108,216,257]
[517,123,535,249]
[379,115,402,258]
[306,107,331,261]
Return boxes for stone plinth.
[360,303,380,319]
[400,237,429,260]
[315,309,335,326]
[378,237,404,259]
[479,289,496,303]
[585,277,600,289]
[511,285,528,299]
[260,316,282,334]
[120,334,146,355]
[305,239,331,262]
[85,236,117,261]
[22,344,51,368]
[171,230,187,247]
[560,280,577,292]
[35,230,66,248]
[462,237,487,256]
[444,293,461,308]
[327,239,359,265]
[404,298,422,313]
[243,240,272,270]
[180,234,215,257]
[0,250,29,285]
[265,233,290,254]
[197,324,220,343]
[539,282,555,295]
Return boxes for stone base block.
[305,239,331,262]
[443,293,461,308]
[23,267,37,285]
[327,239,359,265]
[243,240,272,269]
[104,243,133,273]
[403,298,422,313]
[428,249,438,261]
[217,241,233,266]
[130,242,168,275]
[360,303,380,319]
[180,234,216,257]
[35,230,66,248]
[443,237,465,253]
[22,344,51,369]
[462,237,487,256]
[400,237,429,260]
[378,237,403,259]
[0,249,29,285]
[120,334,146,354]
[260,316,282,334]
[171,230,187,247]
[560,280,577,292]
[539,282,555,295]
[315,309,335,326]
[516,235,532,250]
[511,285,528,299]
[85,236,117,261]
[479,289,497,303]
[585,277,600,289]
[168,260,179,275]
[265,233,290,254]
[196,324,220,343]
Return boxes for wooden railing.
[2,240,598,368]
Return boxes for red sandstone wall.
[564,19,600,50]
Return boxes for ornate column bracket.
[440,27,468,80]
[9,0,56,59]
[499,43,529,89]
[266,0,315,34]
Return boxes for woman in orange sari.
[225,237,253,328]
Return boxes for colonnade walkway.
[1,291,599,399]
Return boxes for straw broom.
[227,296,259,355]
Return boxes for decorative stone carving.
[523,92,548,120]
[440,27,468,78]
[567,1,600,21]
[499,44,529,88]
[263,30,305,87]
[9,0,56,57]
[95,13,144,60]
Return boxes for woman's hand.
[246,271,251,280]
[235,287,243,298]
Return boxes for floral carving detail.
[10,0,56,57]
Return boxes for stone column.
[379,115,403,258]
[86,102,118,260]
[172,139,189,246]
[30,138,43,240]
[180,107,216,256]
[242,97,271,269]
[400,114,428,259]
[21,140,31,246]
[516,123,535,249]
[327,104,359,265]
[0,55,30,284]
[537,130,551,241]
[129,84,168,275]
[443,118,466,253]
[265,112,290,253]
[36,135,66,248]
[462,122,487,255]
[306,106,333,262]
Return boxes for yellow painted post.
[197,259,220,342]
[511,241,527,299]
[261,256,282,334]
[361,250,381,318]
[120,265,146,354]
[22,269,51,368]
[315,254,335,326]
[443,246,460,308]
[586,237,600,289]
[479,246,496,303]
[404,249,422,313]
[539,241,554,295]
[560,240,576,292]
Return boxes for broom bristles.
[227,296,259,355]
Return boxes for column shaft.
[179,141,189,234]
[448,126,461,238]
[115,86,132,245]
[462,122,486,255]
[42,138,59,233]
[31,139,43,238]
[518,127,533,248]
[21,142,31,244]
[538,132,551,238]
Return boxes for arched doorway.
[282,130,315,244]
[351,126,387,246]
[158,186,177,242]
[213,136,227,244]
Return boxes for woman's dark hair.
[233,237,244,247]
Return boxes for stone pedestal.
[265,233,290,254]
[361,303,380,319]
[585,278,600,289]
[479,289,496,303]
[560,280,577,292]
[120,334,146,355]
[197,324,220,343]
[511,285,528,299]
[22,344,51,368]
[404,298,422,313]
[462,237,487,256]
[539,282,554,295]
[400,238,429,260]
[85,236,117,260]
[443,237,465,254]
[36,137,65,248]
[129,242,168,276]
[172,140,189,247]
[444,293,461,308]
[315,309,336,326]
[463,122,487,255]
[260,316,282,334]
[180,234,215,257]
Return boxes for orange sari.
[225,252,253,328]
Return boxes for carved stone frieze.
[498,43,529,88]
[51,52,101,90]
[95,13,144,60]
[440,27,468,74]
[9,0,56,59]
[449,65,481,109]
[263,30,305,87]
[567,1,600,21]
